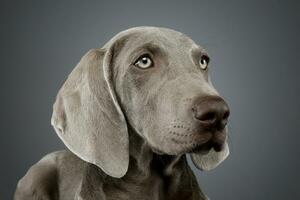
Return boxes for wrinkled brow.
[190,45,209,58]
[127,42,166,62]
[133,42,165,54]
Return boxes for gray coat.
[14,27,230,200]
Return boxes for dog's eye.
[134,55,153,69]
[199,55,209,70]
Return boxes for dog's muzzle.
[191,96,230,152]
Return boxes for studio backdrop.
[0,1,299,199]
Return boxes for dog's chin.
[149,130,227,156]
[187,141,225,154]
[169,132,227,155]
[151,142,224,156]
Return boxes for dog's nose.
[192,96,230,130]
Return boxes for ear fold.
[191,142,229,171]
[51,48,129,178]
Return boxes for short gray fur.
[14,27,230,200]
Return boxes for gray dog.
[14,27,230,200]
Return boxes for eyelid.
[191,48,210,67]
[201,54,210,64]
[133,53,153,65]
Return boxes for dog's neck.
[127,127,185,178]
[79,128,205,199]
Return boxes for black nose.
[192,96,230,130]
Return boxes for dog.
[14,26,230,200]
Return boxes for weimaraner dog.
[15,26,230,200]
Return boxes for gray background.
[1,0,299,199]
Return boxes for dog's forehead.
[104,26,199,51]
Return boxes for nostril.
[218,110,230,130]
[222,110,230,120]
[198,111,216,122]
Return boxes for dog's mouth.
[174,130,227,155]
[187,140,224,154]
[151,129,227,156]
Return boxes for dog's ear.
[51,48,129,178]
[191,142,229,171]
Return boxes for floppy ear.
[191,142,229,171]
[51,48,129,178]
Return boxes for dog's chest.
[77,156,200,200]
[102,174,197,200]
[104,174,165,200]
[77,169,200,200]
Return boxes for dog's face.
[52,27,230,177]
[112,27,230,156]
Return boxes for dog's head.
[51,27,230,178]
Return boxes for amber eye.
[199,55,209,70]
[134,55,153,69]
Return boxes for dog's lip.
[168,130,226,155]
[188,141,224,154]
[184,131,226,153]
[188,143,212,154]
